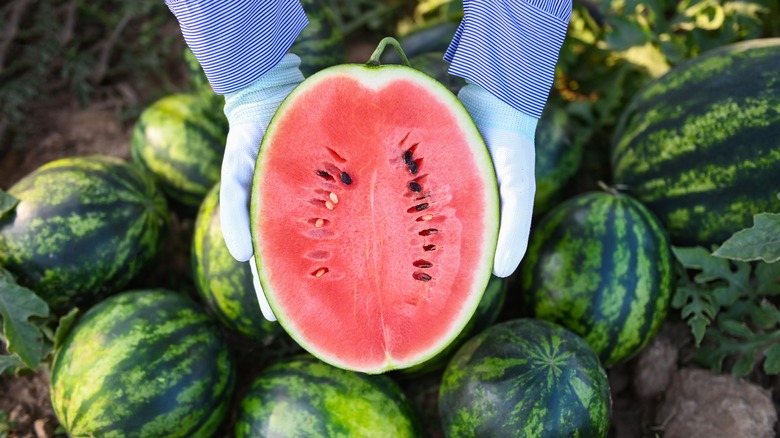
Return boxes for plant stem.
[367,37,410,67]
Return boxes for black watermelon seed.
[423,244,437,251]
[340,172,352,185]
[317,170,332,179]
[409,181,421,192]
[408,160,419,175]
[415,203,429,211]
[403,150,413,165]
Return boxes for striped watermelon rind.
[235,355,422,437]
[131,93,228,207]
[439,319,611,437]
[0,156,169,311]
[611,38,780,246]
[50,289,235,437]
[521,191,674,367]
[192,183,282,341]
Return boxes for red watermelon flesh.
[251,64,499,373]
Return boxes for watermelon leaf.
[0,353,25,376]
[755,262,780,297]
[0,191,18,218]
[0,269,50,369]
[764,343,780,374]
[713,213,780,263]
[54,308,80,350]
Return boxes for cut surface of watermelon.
[251,56,498,373]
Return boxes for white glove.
[457,82,538,278]
[221,54,305,321]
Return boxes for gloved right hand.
[220,54,304,321]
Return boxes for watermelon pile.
[1,4,779,436]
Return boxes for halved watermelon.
[251,39,499,373]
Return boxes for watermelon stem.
[368,37,410,67]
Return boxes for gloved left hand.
[220,54,305,321]
[457,82,538,278]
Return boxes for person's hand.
[457,82,537,278]
[221,54,304,321]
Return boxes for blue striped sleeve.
[444,0,572,118]
[165,0,308,95]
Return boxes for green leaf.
[688,313,710,346]
[0,269,49,369]
[719,319,753,339]
[749,300,780,329]
[731,353,755,377]
[604,16,650,51]
[713,213,780,263]
[0,191,18,218]
[672,246,751,291]
[764,343,780,374]
[0,354,25,376]
[755,262,780,296]
[54,308,79,351]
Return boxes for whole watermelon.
[131,93,228,207]
[521,191,673,367]
[439,319,611,437]
[611,38,780,246]
[50,289,235,437]
[235,355,421,437]
[291,0,345,77]
[0,156,169,311]
[193,183,282,341]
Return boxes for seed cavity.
[340,172,352,185]
[413,271,432,282]
[312,267,329,277]
[325,200,335,210]
[417,214,434,222]
[413,260,433,268]
[423,244,437,251]
[409,181,421,192]
[316,170,334,181]
[306,250,330,260]
[326,147,347,163]
[329,192,339,204]
[419,228,438,236]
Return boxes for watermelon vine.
[672,208,780,376]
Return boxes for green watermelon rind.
[235,355,422,437]
[250,63,499,373]
[521,191,674,367]
[131,93,227,207]
[611,38,780,246]
[50,289,235,437]
[439,319,612,437]
[0,155,170,312]
[192,183,281,341]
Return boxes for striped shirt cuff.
[445,0,572,118]
[166,0,308,95]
